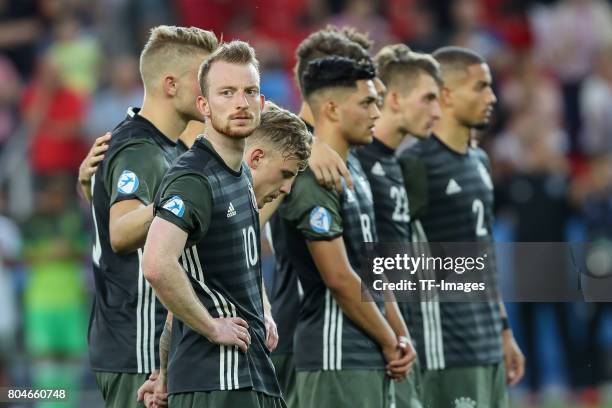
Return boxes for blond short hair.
[197,40,259,96]
[140,25,218,90]
[247,101,312,171]
[375,44,442,91]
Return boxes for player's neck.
[314,121,350,162]
[298,102,314,128]
[374,115,403,151]
[179,121,205,148]
[204,124,245,172]
[139,97,186,143]
[433,114,470,154]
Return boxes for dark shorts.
[421,362,508,408]
[271,353,297,408]
[295,369,392,408]
[169,390,286,408]
[395,358,423,408]
[94,371,148,408]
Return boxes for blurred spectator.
[493,50,576,402]
[579,41,612,156]
[327,0,397,50]
[0,56,21,154]
[255,38,300,111]
[47,14,101,96]
[402,2,448,52]
[20,55,88,175]
[20,174,87,407]
[0,0,43,79]
[85,55,142,142]
[493,51,568,178]
[449,0,505,60]
[0,189,22,388]
[530,0,612,150]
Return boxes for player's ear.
[246,147,265,170]
[259,94,265,110]
[163,75,178,97]
[440,86,453,108]
[388,90,401,112]
[323,100,340,123]
[196,95,210,118]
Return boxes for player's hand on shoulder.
[309,137,353,193]
[208,316,251,353]
[79,132,111,184]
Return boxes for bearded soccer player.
[272,56,414,407]
[87,26,217,408]
[398,46,525,408]
[142,41,286,408]
[354,44,442,408]
[138,103,312,408]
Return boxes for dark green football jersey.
[267,121,314,357]
[398,135,502,370]
[88,107,177,374]
[273,152,385,372]
[356,138,411,242]
[155,137,281,397]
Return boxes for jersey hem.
[168,386,282,399]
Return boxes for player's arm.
[106,142,163,254]
[109,201,155,253]
[498,300,525,386]
[261,277,278,351]
[383,294,417,378]
[309,136,353,193]
[143,216,251,352]
[78,132,111,202]
[307,239,398,363]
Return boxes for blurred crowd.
[2,0,612,406]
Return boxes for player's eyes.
[221,90,233,97]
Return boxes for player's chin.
[227,126,256,139]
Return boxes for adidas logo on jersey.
[371,161,386,176]
[227,202,237,218]
[445,178,462,195]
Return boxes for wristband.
[501,316,510,331]
[398,335,410,346]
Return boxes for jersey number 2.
[472,199,488,237]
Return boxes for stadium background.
[1,0,612,406]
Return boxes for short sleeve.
[155,174,213,236]
[281,170,343,241]
[107,141,167,206]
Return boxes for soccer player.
[263,28,375,407]
[87,26,217,407]
[355,44,442,408]
[142,41,291,408]
[272,56,414,407]
[398,46,525,408]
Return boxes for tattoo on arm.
[159,318,173,370]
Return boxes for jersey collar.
[126,107,177,148]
